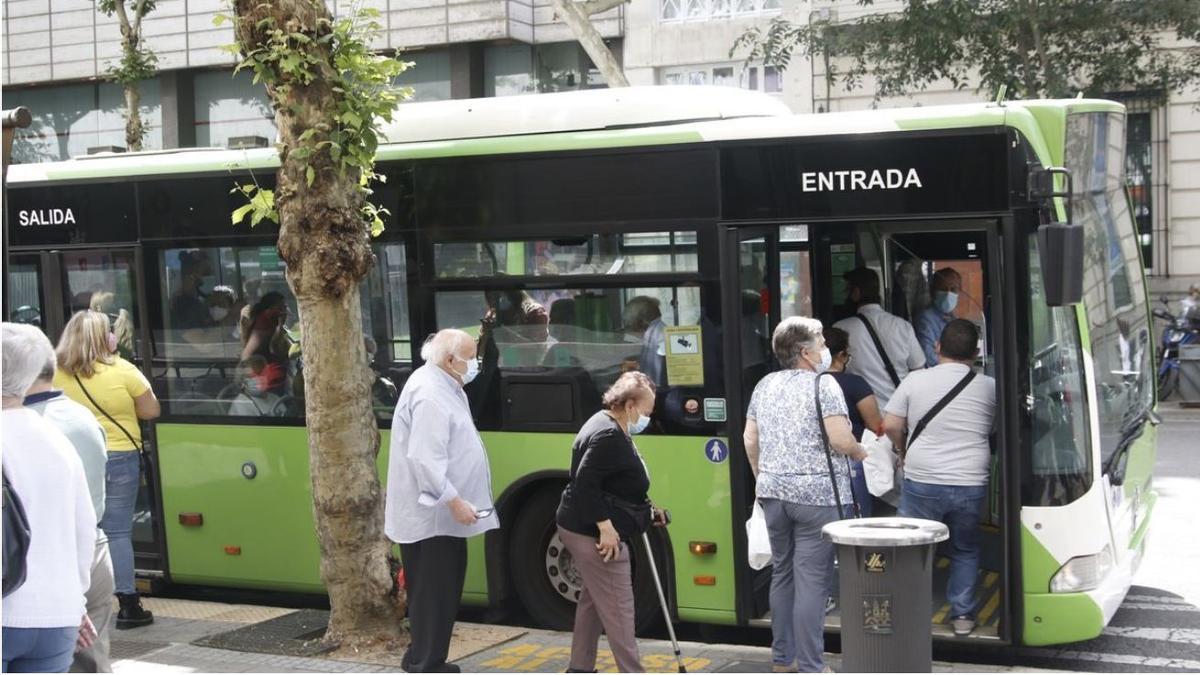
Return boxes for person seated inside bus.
[542,298,584,368]
[240,292,292,396]
[228,356,286,417]
[882,319,995,638]
[206,285,243,343]
[622,295,666,385]
[915,267,963,368]
[170,250,214,331]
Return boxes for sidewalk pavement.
[107,597,1058,673]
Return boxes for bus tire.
[508,486,664,634]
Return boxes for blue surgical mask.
[457,356,479,386]
[629,412,651,435]
[934,291,959,314]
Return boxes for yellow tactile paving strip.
[140,597,297,624]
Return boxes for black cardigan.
[556,411,651,539]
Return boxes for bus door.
[809,220,1013,642]
[720,224,782,623]
[5,247,167,582]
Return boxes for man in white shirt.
[833,267,925,408]
[2,323,96,673]
[25,357,114,673]
[385,329,499,673]
[882,319,996,638]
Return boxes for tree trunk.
[233,0,405,650]
[549,0,629,87]
[123,80,144,151]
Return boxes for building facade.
[2,0,1196,292]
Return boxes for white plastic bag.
[860,429,899,501]
[746,501,772,570]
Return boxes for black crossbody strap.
[814,373,858,519]
[73,374,142,452]
[855,314,901,387]
[906,369,977,450]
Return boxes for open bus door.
[3,246,168,588]
[722,219,1015,642]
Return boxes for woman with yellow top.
[55,311,160,629]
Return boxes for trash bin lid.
[822,517,949,546]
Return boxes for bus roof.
[4,90,1122,185]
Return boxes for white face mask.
[210,306,229,322]
[808,346,832,373]
[455,355,479,386]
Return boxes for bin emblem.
[864,550,887,573]
[862,594,893,635]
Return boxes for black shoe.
[438,666,461,673]
[116,593,154,629]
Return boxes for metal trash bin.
[823,517,949,673]
[1179,343,1200,403]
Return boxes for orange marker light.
[178,513,204,527]
[689,541,717,555]
[694,575,717,586]
[224,546,242,555]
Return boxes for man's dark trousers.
[400,536,468,673]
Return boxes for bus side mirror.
[1037,222,1084,307]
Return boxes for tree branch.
[577,0,628,16]
[548,0,629,86]
[111,0,131,35]
[132,0,149,37]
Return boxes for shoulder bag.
[2,470,32,597]
[905,369,977,451]
[854,314,901,387]
[73,375,156,486]
[814,372,859,520]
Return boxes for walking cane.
[640,530,686,673]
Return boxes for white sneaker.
[824,596,837,615]
[952,616,976,637]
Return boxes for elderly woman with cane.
[555,371,670,673]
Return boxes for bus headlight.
[1049,545,1113,593]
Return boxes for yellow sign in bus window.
[665,325,704,386]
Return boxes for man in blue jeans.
[882,319,995,637]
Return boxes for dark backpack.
[3,470,32,597]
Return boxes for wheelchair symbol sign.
[705,439,728,464]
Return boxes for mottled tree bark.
[122,79,144,151]
[232,0,405,649]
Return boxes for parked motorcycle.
[1154,295,1200,400]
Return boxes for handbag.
[745,500,772,570]
[860,428,900,502]
[601,491,652,540]
[814,373,859,519]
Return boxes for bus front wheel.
[508,486,664,634]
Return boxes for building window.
[1125,110,1154,269]
[194,70,276,149]
[660,0,780,21]
[484,43,610,97]
[394,50,452,102]
[659,62,783,95]
[7,79,164,163]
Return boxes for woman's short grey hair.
[420,329,473,364]
[772,316,823,368]
[2,323,55,398]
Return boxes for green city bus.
[3,87,1158,647]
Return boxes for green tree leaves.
[732,0,1200,101]
[223,4,409,235]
